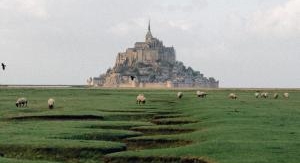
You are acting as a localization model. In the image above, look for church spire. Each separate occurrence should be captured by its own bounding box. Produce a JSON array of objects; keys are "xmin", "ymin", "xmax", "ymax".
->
[
  {"xmin": 146, "ymin": 19, "xmax": 153, "ymax": 42},
  {"xmin": 148, "ymin": 19, "xmax": 151, "ymax": 32}
]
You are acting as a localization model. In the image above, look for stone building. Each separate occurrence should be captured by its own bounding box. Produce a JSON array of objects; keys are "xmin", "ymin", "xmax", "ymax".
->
[{"xmin": 89, "ymin": 21, "xmax": 219, "ymax": 88}]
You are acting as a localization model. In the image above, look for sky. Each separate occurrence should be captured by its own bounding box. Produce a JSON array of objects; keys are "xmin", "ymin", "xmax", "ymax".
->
[{"xmin": 0, "ymin": 0, "xmax": 299, "ymax": 87}]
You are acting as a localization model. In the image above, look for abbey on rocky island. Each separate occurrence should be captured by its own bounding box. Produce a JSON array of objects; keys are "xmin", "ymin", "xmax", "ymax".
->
[{"xmin": 87, "ymin": 21, "xmax": 219, "ymax": 88}]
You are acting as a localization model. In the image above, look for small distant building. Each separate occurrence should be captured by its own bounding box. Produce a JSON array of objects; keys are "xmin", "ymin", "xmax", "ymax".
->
[
  {"xmin": 87, "ymin": 77, "xmax": 102, "ymax": 86},
  {"xmin": 89, "ymin": 21, "xmax": 219, "ymax": 88}
]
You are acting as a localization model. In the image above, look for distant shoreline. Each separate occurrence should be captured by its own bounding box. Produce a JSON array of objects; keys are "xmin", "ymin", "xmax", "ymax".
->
[
  {"xmin": 0, "ymin": 85, "xmax": 84, "ymax": 88},
  {"xmin": 0, "ymin": 85, "xmax": 299, "ymax": 90}
]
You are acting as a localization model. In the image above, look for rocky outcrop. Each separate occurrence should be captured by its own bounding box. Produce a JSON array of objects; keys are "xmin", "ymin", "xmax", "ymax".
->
[{"xmin": 89, "ymin": 22, "xmax": 219, "ymax": 88}]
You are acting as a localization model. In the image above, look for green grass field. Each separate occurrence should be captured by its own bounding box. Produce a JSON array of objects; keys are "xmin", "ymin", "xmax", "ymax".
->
[{"xmin": 0, "ymin": 88, "xmax": 299, "ymax": 163}]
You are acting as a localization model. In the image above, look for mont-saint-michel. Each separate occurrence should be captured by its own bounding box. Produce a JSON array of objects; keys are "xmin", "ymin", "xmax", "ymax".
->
[{"xmin": 88, "ymin": 22, "xmax": 219, "ymax": 88}]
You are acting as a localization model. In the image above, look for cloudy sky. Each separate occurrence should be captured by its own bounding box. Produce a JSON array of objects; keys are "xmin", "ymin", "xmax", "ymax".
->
[{"xmin": 0, "ymin": 0, "xmax": 299, "ymax": 87}]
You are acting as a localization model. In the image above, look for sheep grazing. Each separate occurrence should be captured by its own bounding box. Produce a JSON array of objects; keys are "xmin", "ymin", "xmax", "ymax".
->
[
  {"xmin": 48, "ymin": 98, "xmax": 55, "ymax": 109},
  {"xmin": 260, "ymin": 92, "xmax": 268, "ymax": 98},
  {"xmin": 136, "ymin": 94, "xmax": 146, "ymax": 104},
  {"xmin": 177, "ymin": 92, "xmax": 183, "ymax": 99},
  {"xmin": 228, "ymin": 93, "xmax": 237, "ymax": 99},
  {"xmin": 196, "ymin": 91, "xmax": 207, "ymax": 98},
  {"xmin": 273, "ymin": 93, "xmax": 279, "ymax": 99},
  {"xmin": 254, "ymin": 92, "xmax": 260, "ymax": 98},
  {"xmin": 16, "ymin": 97, "xmax": 28, "ymax": 107},
  {"xmin": 283, "ymin": 92, "xmax": 289, "ymax": 99}
]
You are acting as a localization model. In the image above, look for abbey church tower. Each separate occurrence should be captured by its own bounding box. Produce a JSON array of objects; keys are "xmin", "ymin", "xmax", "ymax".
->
[
  {"xmin": 118, "ymin": 20, "xmax": 176, "ymax": 65},
  {"xmin": 145, "ymin": 20, "xmax": 153, "ymax": 42}
]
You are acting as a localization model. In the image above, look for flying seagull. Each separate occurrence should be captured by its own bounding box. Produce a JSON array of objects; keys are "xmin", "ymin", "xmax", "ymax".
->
[
  {"xmin": 130, "ymin": 76, "xmax": 135, "ymax": 80},
  {"xmin": 1, "ymin": 63, "xmax": 6, "ymax": 70}
]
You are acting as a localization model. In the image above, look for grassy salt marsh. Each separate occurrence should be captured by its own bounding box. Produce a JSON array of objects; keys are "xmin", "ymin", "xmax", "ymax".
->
[{"xmin": 0, "ymin": 88, "xmax": 299, "ymax": 163}]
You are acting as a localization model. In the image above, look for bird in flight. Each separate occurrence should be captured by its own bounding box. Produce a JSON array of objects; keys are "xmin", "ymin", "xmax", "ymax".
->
[
  {"xmin": 130, "ymin": 76, "xmax": 135, "ymax": 80},
  {"xmin": 1, "ymin": 63, "xmax": 6, "ymax": 70}
]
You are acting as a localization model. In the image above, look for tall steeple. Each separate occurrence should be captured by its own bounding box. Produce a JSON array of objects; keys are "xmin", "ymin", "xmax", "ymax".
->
[
  {"xmin": 145, "ymin": 19, "xmax": 153, "ymax": 42},
  {"xmin": 148, "ymin": 20, "xmax": 151, "ymax": 32}
]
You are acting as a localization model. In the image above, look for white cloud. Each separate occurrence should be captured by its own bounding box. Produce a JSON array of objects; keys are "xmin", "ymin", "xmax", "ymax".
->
[
  {"xmin": 0, "ymin": 0, "xmax": 48, "ymax": 19},
  {"xmin": 249, "ymin": 0, "xmax": 300, "ymax": 37},
  {"xmin": 107, "ymin": 18, "xmax": 148, "ymax": 36},
  {"xmin": 107, "ymin": 22, "xmax": 132, "ymax": 36},
  {"xmin": 159, "ymin": 0, "xmax": 207, "ymax": 12},
  {"xmin": 168, "ymin": 20, "xmax": 195, "ymax": 31}
]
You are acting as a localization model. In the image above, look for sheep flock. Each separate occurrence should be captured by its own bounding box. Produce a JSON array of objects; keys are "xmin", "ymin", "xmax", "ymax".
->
[
  {"xmin": 12, "ymin": 90, "xmax": 291, "ymax": 109},
  {"xmin": 134, "ymin": 91, "xmax": 290, "ymax": 106},
  {"xmin": 15, "ymin": 97, "xmax": 55, "ymax": 109}
]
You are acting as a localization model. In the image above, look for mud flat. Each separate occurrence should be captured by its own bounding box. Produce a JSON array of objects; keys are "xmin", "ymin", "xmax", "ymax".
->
[{"xmin": 103, "ymin": 156, "xmax": 209, "ymax": 163}]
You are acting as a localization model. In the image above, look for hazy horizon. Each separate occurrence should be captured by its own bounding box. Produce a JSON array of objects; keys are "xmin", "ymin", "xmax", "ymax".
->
[{"xmin": 1, "ymin": 0, "xmax": 299, "ymax": 88}]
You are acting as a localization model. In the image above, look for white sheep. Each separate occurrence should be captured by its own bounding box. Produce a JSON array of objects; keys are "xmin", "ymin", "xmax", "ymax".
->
[
  {"xmin": 283, "ymin": 92, "xmax": 289, "ymax": 99},
  {"xmin": 136, "ymin": 94, "xmax": 146, "ymax": 104},
  {"xmin": 196, "ymin": 91, "xmax": 207, "ymax": 98},
  {"xmin": 273, "ymin": 93, "xmax": 279, "ymax": 99},
  {"xmin": 260, "ymin": 92, "xmax": 268, "ymax": 98},
  {"xmin": 48, "ymin": 98, "xmax": 55, "ymax": 109},
  {"xmin": 254, "ymin": 92, "xmax": 260, "ymax": 98},
  {"xmin": 16, "ymin": 97, "xmax": 28, "ymax": 107},
  {"xmin": 228, "ymin": 93, "xmax": 237, "ymax": 99},
  {"xmin": 177, "ymin": 92, "xmax": 183, "ymax": 99}
]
